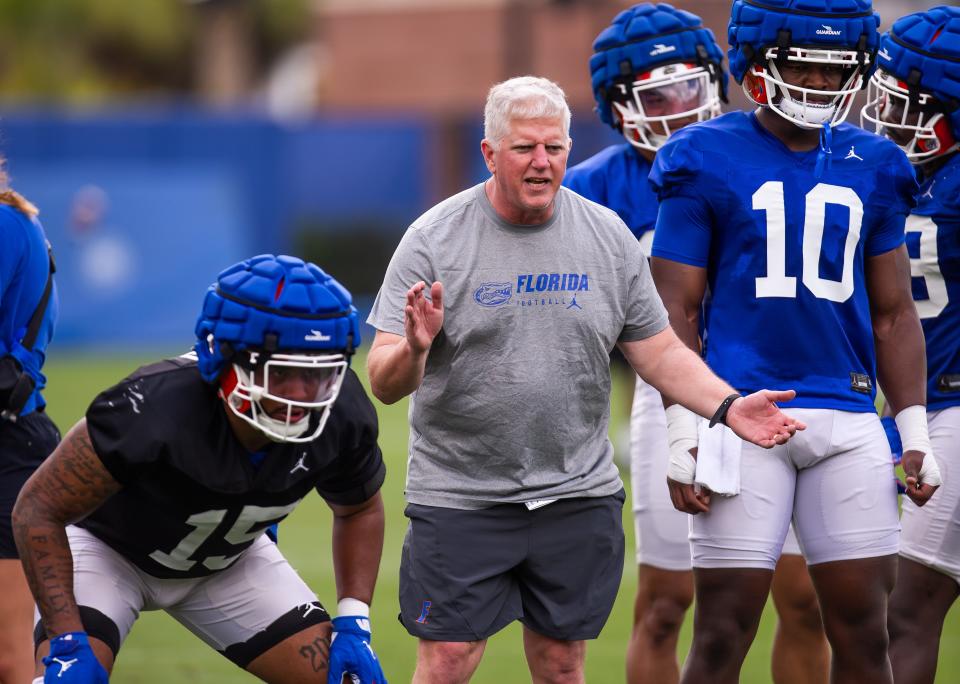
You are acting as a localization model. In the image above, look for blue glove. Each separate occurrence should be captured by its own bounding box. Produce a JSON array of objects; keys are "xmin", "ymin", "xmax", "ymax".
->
[
  {"xmin": 43, "ymin": 632, "xmax": 108, "ymax": 683},
  {"xmin": 881, "ymin": 416, "xmax": 907, "ymax": 495},
  {"xmin": 328, "ymin": 616, "xmax": 387, "ymax": 684}
]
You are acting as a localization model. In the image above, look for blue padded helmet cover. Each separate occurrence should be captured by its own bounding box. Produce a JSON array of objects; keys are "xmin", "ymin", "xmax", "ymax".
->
[
  {"xmin": 877, "ymin": 5, "xmax": 960, "ymax": 138},
  {"xmin": 194, "ymin": 254, "xmax": 360, "ymax": 383},
  {"xmin": 590, "ymin": 3, "xmax": 728, "ymax": 127},
  {"xmin": 727, "ymin": 0, "xmax": 880, "ymax": 84}
]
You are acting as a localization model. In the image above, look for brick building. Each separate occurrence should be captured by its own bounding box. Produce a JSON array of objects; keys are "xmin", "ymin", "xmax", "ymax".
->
[{"xmin": 318, "ymin": 0, "xmax": 740, "ymax": 114}]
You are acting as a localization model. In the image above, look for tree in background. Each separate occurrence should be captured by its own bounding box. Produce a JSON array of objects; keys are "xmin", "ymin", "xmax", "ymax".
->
[{"xmin": 0, "ymin": 0, "xmax": 310, "ymax": 104}]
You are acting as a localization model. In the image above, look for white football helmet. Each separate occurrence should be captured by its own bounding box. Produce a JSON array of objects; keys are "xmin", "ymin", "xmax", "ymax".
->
[
  {"xmin": 744, "ymin": 46, "xmax": 870, "ymax": 129},
  {"xmin": 612, "ymin": 63, "xmax": 721, "ymax": 152},
  {"xmin": 220, "ymin": 347, "xmax": 348, "ymax": 443},
  {"xmin": 861, "ymin": 69, "xmax": 958, "ymax": 164}
]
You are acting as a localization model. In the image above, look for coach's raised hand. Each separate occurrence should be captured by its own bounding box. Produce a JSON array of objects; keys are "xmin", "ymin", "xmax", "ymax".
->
[
  {"xmin": 368, "ymin": 281, "xmax": 443, "ymax": 404},
  {"xmin": 404, "ymin": 281, "xmax": 443, "ymax": 354}
]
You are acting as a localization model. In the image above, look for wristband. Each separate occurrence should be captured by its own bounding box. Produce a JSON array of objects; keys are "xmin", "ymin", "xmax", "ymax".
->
[
  {"xmin": 709, "ymin": 393, "xmax": 741, "ymax": 428},
  {"xmin": 337, "ymin": 598, "xmax": 370, "ymax": 618}
]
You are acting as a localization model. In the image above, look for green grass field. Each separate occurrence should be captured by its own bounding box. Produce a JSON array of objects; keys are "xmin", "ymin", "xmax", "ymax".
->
[{"xmin": 39, "ymin": 351, "xmax": 960, "ymax": 683}]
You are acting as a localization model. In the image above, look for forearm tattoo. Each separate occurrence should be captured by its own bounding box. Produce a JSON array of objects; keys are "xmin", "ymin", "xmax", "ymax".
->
[{"xmin": 12, "ymin": 422, "xmax": 121, "ymax": 633}]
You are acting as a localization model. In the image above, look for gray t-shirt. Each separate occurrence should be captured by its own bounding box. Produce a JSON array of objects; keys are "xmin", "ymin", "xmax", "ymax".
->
[{"xmin": 368, "ymin": 182, "xmax": 668, "ymax": 508}]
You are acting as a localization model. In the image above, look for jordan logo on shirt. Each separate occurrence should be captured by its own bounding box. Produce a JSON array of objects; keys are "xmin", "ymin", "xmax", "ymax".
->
[
  {"xmin": 290, "ymin": 453, "xmax": 309, "ymax": 474},
  {"xmin": 844, "ymin": 146, "xmax": 864, "ymax": 161},
  {"xmin": 566, "ymin": 294, "xmax": 583, "ymax": 310},
  {"xmin": 921, "ymin": 182, "xmax": 935, "ymax": 199}
]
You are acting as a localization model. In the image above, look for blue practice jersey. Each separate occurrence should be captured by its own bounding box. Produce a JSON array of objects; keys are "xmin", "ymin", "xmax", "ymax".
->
[
  {"xmin": 563, "ymin": 144, "xmax": 658, "ymax": 251},
  {"xmin": 651, "ymin": 111, "xmax": 918, "ymax": 411},
  {"xmin": 0, "ymin": 203, "xmax": 57, "ymax": 414},
  {"xmin": 910, "ymin": 154, "xmax": 960, "ymax": 410}
]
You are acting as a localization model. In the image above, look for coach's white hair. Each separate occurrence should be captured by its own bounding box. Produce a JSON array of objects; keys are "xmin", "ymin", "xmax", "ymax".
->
[{"xmin": 483, "ymin": 76, "xmax": 571, "ymax": 149}]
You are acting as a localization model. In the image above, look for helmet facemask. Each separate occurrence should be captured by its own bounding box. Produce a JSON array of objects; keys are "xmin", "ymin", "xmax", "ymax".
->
[
  {"xmin": 861, "ymin": 69, "xmax": 958, "ymax": 164},
  {"xmin": 748, "ymin": 45, "xmax": 869, "ymax": 129},
  {"xmin": 611, "ymin": 63, "xmax": 721, "ymax": 152},
  {"xmin": 218, "ymin": 346, "xmax": 349, "ymax": 444}
]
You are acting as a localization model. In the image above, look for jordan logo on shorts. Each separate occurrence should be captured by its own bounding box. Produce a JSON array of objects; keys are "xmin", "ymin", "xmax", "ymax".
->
[
  {"xmin": 53, "ymin": 657, "xmax": 78, "ymax": 677},
  {"xmin": 301, "ymin": 602, "xmax": 322, "ymax": 618},
  {"xmin": 415, "ymin": 600, "xmax": 432, "ymax": 624}
]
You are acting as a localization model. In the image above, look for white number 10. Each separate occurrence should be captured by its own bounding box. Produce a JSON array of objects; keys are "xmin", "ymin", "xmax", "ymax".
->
[{"xmin": 753, "ymin": 181, "xmax": 863, "ymax": 302}]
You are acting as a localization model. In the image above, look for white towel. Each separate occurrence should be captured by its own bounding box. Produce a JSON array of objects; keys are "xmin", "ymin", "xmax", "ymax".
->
[{"xmin": 694, "ymin": 421, "xmax": 743, "ymax": 496}]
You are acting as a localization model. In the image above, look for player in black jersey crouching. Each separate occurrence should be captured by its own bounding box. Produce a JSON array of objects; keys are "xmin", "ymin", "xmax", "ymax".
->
[{"xmin": 12, "ymin": 255, "xmax": 388, "ymax": 684}]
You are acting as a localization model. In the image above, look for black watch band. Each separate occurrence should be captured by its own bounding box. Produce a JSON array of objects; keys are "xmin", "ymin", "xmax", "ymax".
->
[{"xmin": 709, "ymin": 393, "xmax": 741, "ymax": 428}]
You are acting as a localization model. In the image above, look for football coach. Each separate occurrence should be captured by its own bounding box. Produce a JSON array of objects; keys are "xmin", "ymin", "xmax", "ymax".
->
[{"xmin": 366, "ymin": 75, "xmax": 806, "ymax": 684}]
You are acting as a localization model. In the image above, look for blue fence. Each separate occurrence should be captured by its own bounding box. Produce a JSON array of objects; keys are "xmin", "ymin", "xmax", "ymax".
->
[{"xmin": 0, "ymin": 107, "xmax": 620, "ymax": 349}]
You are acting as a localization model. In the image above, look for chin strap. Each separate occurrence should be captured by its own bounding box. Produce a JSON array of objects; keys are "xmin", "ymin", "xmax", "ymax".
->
[{"xmin": 814, "ymin": 123, "xmax": 833, "ymax": 179}]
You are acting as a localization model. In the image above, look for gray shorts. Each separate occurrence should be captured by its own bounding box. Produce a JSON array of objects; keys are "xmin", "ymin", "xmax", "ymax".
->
[
  {"xmin": 399, "ymin": 490, "xmax": 626, "ymax": 642},
  {"xmin": 35, "ymin": 526, "xmax": 329, "ymax": 667}
]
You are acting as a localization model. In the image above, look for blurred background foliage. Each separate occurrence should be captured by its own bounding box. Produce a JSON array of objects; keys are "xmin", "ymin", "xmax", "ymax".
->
[{"xmin": 0, "ymin": 0, "xmax": 309, "ymax": 103}]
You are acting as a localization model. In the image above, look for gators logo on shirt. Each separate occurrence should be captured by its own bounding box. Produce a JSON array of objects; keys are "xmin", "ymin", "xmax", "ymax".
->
[{"xmin": 474, "ymin": 282, "xmax": 512, "ymax": 307}]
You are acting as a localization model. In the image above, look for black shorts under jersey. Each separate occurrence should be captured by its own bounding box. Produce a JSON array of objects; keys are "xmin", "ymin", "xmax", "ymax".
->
[{"xmin": 0, "ymin": 409, "xmax": 59, "ymax": 558}]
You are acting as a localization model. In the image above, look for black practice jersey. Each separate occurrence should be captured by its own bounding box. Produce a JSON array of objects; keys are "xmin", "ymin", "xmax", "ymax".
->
[{"xmin": 79, "ymin": 355, "xmax": 385, "ymax": 579}]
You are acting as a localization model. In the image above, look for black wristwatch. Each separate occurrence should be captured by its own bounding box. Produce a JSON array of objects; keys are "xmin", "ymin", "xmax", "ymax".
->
[{"xmin": 709, "ymin": 393, "xmax": 741, "ymax": 428}]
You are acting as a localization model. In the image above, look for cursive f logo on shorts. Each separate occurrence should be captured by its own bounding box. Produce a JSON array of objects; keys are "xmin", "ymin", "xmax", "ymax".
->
[{"xmin": 415, "ymin": 600, "xmax": 432, "ymax": 624}]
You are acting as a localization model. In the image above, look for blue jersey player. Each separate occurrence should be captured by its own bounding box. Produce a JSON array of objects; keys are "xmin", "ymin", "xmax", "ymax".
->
[
  {"xmin": 861, "ymin": 7, "xmax": 960, "ymax": 682},
  {"xmin": 564, "ymin": 2, "xmax": 727, "ymax": 253},
  {"xmin": 562, "ymin": 5, "xmax": 828, "ymax": 683},
  {"xmin": 0, "ymin": 164, "xmax": 58, "ymax": 684},
  {"xmin": 650, "ymin": 0, "xmax": 940, "ymax": 682}
]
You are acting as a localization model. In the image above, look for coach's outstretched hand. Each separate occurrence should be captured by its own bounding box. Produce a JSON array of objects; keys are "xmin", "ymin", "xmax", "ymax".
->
[
  {"xmin": 328, "ymin": 616, "xmax": 387, "ymax": 684},
  {"xmin": 725, "ymin": 390, "xmax": 806, "ymax": 448},
  {"xmin": 42, "ymin": 632, "xmax": 108, "ymax": 683}
]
